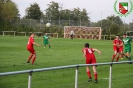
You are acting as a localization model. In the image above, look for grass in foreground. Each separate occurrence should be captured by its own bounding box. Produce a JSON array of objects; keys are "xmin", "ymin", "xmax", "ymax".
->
[{"xmin": 0, "ymin": 36, "xmax": 133, "ymax": 88}]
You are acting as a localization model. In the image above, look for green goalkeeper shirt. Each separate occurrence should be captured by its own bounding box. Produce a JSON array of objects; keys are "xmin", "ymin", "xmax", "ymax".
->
[{"xmin": 122, "ymin": 37, "xmax": 132, "ymax": 48}]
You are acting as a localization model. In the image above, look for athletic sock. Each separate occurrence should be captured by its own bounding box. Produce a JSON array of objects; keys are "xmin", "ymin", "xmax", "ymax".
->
[
  {"xmin": 112, "ymin": 54, "xmax": 116, "ymax": 61},
  {"xmin": 28, "ymin": 54, "xmax": 33, "ymax": 62},
  {"xmin": 32, "ymin": 56, "xmax": 36, "ymax": 65},
  {"xmin": 94, "ymin": 72, "xmax": 98, "ymax": 81},
  {"xmin": 87, "ymin": 70, "xmax": 92, "ymax": 79}
]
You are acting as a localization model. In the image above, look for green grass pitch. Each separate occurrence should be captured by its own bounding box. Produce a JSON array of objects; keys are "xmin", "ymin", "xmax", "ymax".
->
[{"xmin": 0, "ymin": 36, "xmax": 133, "ymax": 88}]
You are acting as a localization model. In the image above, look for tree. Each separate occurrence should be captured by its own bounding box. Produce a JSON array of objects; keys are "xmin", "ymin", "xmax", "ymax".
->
[
  {"xmin": 94, "ymin": 19, "xmax": 112, "ymax": 35},
  {"xmin": 107, "ymin": 15, "xmax": 123, "ymax": 26},
  {"xmin": 94, "ymin": 15, "xmax": 124, "ymax": 35},
  {"xmin": 129, "ymin": 22, "xmax": 133, "ymax": 31},
  {"xmin": 110, "ymin": 23, "xmax": 120, "ymax": 35},
  {"xmin": 59, "ymin": 8, "xmax": 90, "ymax": 26},
  {"xmin": 0, "ymin": 0, "xmax": 19, "ymax": 19},
  {"xmin": 44, "ymin": 1, "xmax": 90, "ymax": 26},
  {"xmin": 80, "ymin": 9, "xmax": 90, "ymax": 26},
  {"xmin": 0, "ymin": 0, "xmax": 19, "ymax": 32},
  {"xmin": 24, "ymin": 3, "xmax": 41, "ymax": 19},
  {"xmin": 60, "ymin": 9, "xmax": 70, "ymax": 20},
  {"xmin": 45, "ymin": 1, "xmax": 59, "ymax": 20}
]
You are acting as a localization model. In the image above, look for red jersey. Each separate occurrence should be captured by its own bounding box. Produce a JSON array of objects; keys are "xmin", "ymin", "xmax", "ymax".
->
[
  {"xmin": 82, "ymin": 48, "xmax": 96, "ymax": 64},
  {"xmin": 113, "ymin": 39, "xmax": 121, "ymax": 48},
  {"xmin": 27, "ymin": 36, "xmax": 34, "ymax": 48},
  {"xmin": 83, "ymin": 48, "xmax": 94, "ymax": 56}
]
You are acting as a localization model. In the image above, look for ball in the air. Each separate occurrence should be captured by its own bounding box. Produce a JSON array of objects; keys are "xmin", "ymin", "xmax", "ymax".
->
[{"xmin": 46, "ymin": 23, "xmax": 51, "ymax": 27}]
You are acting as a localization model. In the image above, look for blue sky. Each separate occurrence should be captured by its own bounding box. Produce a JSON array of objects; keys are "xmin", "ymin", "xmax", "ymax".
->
[{"xmin": 13, "ymin": 0, "xmax": 133, "ymax": 24}]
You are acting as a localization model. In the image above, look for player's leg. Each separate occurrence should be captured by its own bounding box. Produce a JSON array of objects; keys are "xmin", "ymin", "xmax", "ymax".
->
[
  {"xmin": 44, "ymin": 42, "xmax": 46, "ymax": 48},
  {"xmin": 116, "ymin": 48, "xmax": 121, "ymax": 62},
  {"xmin": 70, "ymin": 34, "xmax": 73, "ymax": 39},
  {"xmin": 126, "ymin": 52, "xmax": 132, "ymax": 64},
  {"xmin": 125, "ymin": 51, "xmax": 131, "ymax": 61},
  {"xmin": 119, "ymin": 47, "xmax": 124, "ymax": 59},
  {"xmin": 127, "ymin": 53, "xmax": 131, "ymax": 60},
  {"xmin": 71, "ymin": 34, "xmax": 73, "ymax": 39},
  {"xmin": 27, "ymin": 48, "xmax": 33, "ymax": 63},
  {"xmin": 27, "ymin": 53, "xmax": 33, "ymax": 63},
  {"xmin": 86, "ymin": 66, "xmax": 92, "ymax": 82},
  {"xmin": 125, "ymin": 48, "xmax": 131, "ymax": 60},
  {"xmin": 125, "ymin": 47, "xmax": 132, "ymax": 64},
  {"xmin": 122, "ymin": 48, "xmax": 128, "ymax": 58},
  {"xmin": 28, "ymin": 48, "xmax": 36, "ymax": 65},
  {"xmin": 86, "ymin": 58, "xmax": 92, "ymax": 82},
  {"xmin": 48, "ymin": 44, "xmax": 51, "ymax": 49},
  {"xmin": 112, "ymin": 49, "xmax": 117, "ymax": 62},
  {"xmin": 120, "ymin": 52, "xmax": 124, "ymax": 59},
  {"xmin": 92, "ymin": 66, "xmax": 98, "ymax": 83},
  {"xmin": 32, "ymin": 53, "xmax": 36, "ymax": 65},
  {"xmin": 48, "ymin": 42, "xmax": 51, "ymax": 49},
  {"xmin": 116, "ymin": 53, "xmax": 120, "ymax": 62},
  {"xmin": 92, "ymin": 57, "xmax": 98, "ymax": 83}
]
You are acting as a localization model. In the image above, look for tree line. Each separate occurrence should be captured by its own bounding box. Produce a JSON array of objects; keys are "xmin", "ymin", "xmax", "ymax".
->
[{"xmin": 0, "ymin": 0, "xmax": 133, "ymax": 37}]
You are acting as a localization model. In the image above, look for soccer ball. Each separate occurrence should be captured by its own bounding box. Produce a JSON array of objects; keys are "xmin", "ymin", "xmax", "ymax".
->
[{"xmin": 46, "ymin": 23, "xmax": 51, "ymax": 27}]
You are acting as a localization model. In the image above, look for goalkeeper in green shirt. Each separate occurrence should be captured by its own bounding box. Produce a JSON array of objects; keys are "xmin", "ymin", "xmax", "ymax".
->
[
  {"xmin": 42, "ymin": 33, "xmax": 51, "ymax": 49},
  {"xmin": 122, "ymin": 34, "xmax": 132, "ymax": 63}
]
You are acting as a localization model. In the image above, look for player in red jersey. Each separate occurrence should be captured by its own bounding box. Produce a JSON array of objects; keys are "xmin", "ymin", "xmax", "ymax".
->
[
  {"xmin": 27, "ymin": 32, "xmax": 40, "ymax": 65},
  {"xmin": 112, "ymin": 36, "xmax": 123, "ymax": 62},
  {"xmin": 82, "ymin": 43, "xmax": 101, "ymax": 83}
]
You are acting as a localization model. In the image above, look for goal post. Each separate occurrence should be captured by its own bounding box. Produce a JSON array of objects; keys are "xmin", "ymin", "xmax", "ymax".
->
[
  {"xmin": 18, "ymin": 32, "xmax": 26, "ymax": 37},
  {"xmin": 2, "ymin": 31, "xmax": 16, "ymax": 36},
  {"xmin": 64, "ymin": 26, "xmax": 102, "ymax": 40}
]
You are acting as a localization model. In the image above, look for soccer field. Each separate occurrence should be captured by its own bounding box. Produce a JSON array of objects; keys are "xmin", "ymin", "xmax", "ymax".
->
[{"xmin": 0, "ymin": 36, "xmax": 133, "ymax": 88}]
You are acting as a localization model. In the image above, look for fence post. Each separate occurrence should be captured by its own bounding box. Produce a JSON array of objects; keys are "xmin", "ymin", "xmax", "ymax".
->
[
  {"xmin": 14, "ymin": 31, "xmax": 15, "ymax": 36},
  {"xmin": 28, "ymin": 71, "xmax": 32, "ymax": 88},
  {"xmin": 75, "ymin": 66, "xmax": 78, "ymax": 88},
  {"xmin": 109, "ymin": 64, "xmax": 112, "ymax": 88},
  {"xmin": 3, "ymin": 31, "xmax": 4, "ymax": 36}
]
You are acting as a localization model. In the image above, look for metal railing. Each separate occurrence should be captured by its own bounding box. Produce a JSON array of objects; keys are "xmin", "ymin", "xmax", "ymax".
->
[{"xmin": 0, "ymin": 61, "xmax": 132, "ymax": 88}]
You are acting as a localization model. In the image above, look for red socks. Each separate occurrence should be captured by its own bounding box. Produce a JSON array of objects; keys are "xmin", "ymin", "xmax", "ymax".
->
[
  {"xmin": 27, "ymin": 54, "xmax": 36, "ymax": 65},
  {"xmin": 87, "ymin": 70, "xmax": 92, "ymax": 79},
  {"xmin": 87, "ymin": 71, "xmax": 98, "ymax": 81},
  {"xmin": 28, "ymin": 54, "xmax": 33, "ymax": 62},
  {"xmin": 94, "ymin": 72, "xmax": 98, "ymax": 81},
  {"xmin": 112, "ymin": 54, "xmax": 116, "ymax": 60},
  {"xmin": 32, "ymin": 56, "xmax": 36, "ymax": 65}
]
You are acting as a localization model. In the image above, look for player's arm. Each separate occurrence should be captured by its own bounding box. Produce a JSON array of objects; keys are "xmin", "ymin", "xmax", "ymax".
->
[
  {"xmin": 113, "ymin": 40, "xmax": 117, "ymax": 46},
  {"xmin": 113, "ymin": 43, "xmax": 117, "ymax": 46},
  {"xmin": 92, "ymin": 48, "xmax": 101, "ymax": 54},
  {"xmin": 119, "ymin": 42, "xmax": 123, "ymax": 47},
  {"xmin": 83, "ymin": 49, "xmax": 86, "ymax": 57},
  {"xmin": 33, "ymin": 42, "xmax": 40, "ymax": 46}
]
